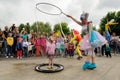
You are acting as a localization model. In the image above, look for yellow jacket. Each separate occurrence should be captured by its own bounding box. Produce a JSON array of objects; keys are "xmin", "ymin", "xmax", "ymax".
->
[{"xmin": 7, "ymin": 37, "xmax": 14, "ymax": 46}]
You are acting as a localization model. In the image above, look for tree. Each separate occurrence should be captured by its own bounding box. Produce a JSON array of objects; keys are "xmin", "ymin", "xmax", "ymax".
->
[
  {"xmin": 19, "ymin": 23, "xmax": 31, "ymax": 33},
  {"xmin": 31, "ymin": 22, "xmax": 38, "ymax": 32},
  {"xmin": 25, "ymin": 23, "xmax": 31, "ymax": 33},
  {"xmin": 31, "ymin": 21, "xmax": 52, "ymax": 34},
  {"xmin": 93, "ymin": 26, "xmax": 97, "ymax": 31},
  {"xmin": 19, "ymin": 23, "xmax": 25, "ymax": 32},
  {"xmin": 44, "ymin": 22, "xmax": 52, "ymax": 34},
  {"xmin": 53, "ymin": 22, "xmax": 70, "ymax": 36},
  {"xmin": 99, "ymin": 11, "xmax": 120, "ymax": 35}
]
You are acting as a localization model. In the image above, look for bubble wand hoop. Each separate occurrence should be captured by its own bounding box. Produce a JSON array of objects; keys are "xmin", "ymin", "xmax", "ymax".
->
[{"xmin": 36, "ymin": 2, "xmax": 68, "ymax": 39}]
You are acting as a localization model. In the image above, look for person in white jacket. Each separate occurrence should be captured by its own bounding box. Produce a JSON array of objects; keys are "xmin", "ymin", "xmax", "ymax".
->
[{"xmin": 23, "ymin": 38, "xmax": 29, "ymax": 57}]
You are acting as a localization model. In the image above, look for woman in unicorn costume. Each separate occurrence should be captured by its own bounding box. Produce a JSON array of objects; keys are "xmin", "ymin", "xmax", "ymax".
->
[{"xmin": 66, "ymin": 12, "xmax": 107, "ymax": 70}]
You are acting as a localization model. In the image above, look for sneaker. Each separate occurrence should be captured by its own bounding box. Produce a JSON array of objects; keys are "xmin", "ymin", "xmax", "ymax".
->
[
  {"xmin": 88, "ymin": 63, "xmax": 96, "ymax": 69},
  {"xmin": 51, "ymin": 66, "xmax": 53, "ymax": 69},
  {"xmin": 6, "ymin": 56, "xmax": 8, "ymax": 58},
  {"xmin": 82, "ymin": 62, "xmax": 91, "ymax": 70},
  {"xmin": 77, "ymin": 56, "xmax": 83, "ymax": 60},
  {"xmin": 20, "ymin": 57, "xmax": 22, "ymax": 59},
  {"xmin": 47, "ymin": 66, "xmax": 51, "ymax": 69}
]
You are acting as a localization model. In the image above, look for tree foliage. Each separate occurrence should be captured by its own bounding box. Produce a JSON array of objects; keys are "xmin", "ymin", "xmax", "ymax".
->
[
  {"xmin": 19, "ymin": 23, "xmax": 25, "ymax": 33},
  {"xmin": 19, "ymin": 23, "xmax": 31, "ymax": 33},
  {"xmin": 31, "ymin": 21, "xmax": 52, "ymax": 34},
  {"xmin": 99, "ymin": 11, "xmax": 120, "ymax": 35},
  {"xmin": 53, "ymin": 22, "xmax": 70, "ymax": 36},
  {"xmin": 25, "ymin": 23, "xmax": 30, "ymax": 33}
]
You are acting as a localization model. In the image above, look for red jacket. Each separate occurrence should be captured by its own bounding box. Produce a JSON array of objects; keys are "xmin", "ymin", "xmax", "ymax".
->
[{"xmin": 68, "ymin": 43, "xmax": 74, "ymax": 52}]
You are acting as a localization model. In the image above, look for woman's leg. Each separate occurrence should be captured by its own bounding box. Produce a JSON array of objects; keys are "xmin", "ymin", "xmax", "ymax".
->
[
  {"xmin": 86, "ymin": 49, "xmax": 93, "ymax": 62},
  {"xmin": 90, "ymin": 48, "xmax": 96, "ymax": 69},
  {"xmin": 83, "ymin": 48, "xmax": 96, "ymax": 70},
  {"xmin": 91, "ymin": 48, "xmax": 96, "ymax": 63},
  {"xmin": 82, "ymin": 49, "xmax": 92, "ymax": 70}
]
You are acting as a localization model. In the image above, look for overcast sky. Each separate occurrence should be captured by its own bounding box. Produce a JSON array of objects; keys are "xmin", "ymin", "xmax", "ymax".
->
[{"xmin": 0, "ymin": 0, "xmax": 120, "ymax": 31}]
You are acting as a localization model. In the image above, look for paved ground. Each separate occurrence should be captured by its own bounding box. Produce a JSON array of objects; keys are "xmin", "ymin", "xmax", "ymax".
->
[{"xmin": 0, "ymin": 55, "xmax": 120, "ymax": 80}]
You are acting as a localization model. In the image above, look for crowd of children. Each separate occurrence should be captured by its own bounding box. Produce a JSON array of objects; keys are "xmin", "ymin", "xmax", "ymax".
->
[
  {"xmin": 0, "ymin": 23, "xmax": 118, "ymax": 61},
  {"xmin": 0, "ymin": 24, "xmax": 81, "ymax": 60}
]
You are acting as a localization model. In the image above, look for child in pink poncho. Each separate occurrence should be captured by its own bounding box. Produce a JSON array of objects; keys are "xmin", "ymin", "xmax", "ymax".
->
[{"xmin": 46, "ymin": 39, "xmax": 56, "ymax": 69}]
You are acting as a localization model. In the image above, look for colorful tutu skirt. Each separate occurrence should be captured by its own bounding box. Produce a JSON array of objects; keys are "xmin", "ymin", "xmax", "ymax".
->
[{"xmin": 80, "ymin": 30, "xmax": 107, "ymax": 50}]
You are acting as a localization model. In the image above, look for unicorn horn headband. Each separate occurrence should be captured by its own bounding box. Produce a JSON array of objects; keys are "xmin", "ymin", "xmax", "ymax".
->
[{"xmin": 80, "ymin": 12, "xmax": 89, "ymax": 20}]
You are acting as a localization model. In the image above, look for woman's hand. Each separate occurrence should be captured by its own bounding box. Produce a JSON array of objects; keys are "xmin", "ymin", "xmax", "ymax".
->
[
  {"xmin": 65, "ymin": 14, "xmax": 82, "ymax": 26},
  {"xmin": 66, "ymin": 14, "xmax": 72, "ymax": 18}
]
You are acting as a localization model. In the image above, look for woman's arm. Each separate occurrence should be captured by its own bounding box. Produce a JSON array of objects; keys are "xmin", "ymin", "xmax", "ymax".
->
[
  {"xmin": 88, "ymin": 22, "xmax": 93, "ymax": 35},
  {"xmin": 66, "ymin": 15, "xmax": 82, "ymax": 26}
]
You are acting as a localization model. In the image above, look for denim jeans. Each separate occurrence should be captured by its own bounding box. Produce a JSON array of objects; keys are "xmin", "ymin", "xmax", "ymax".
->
[
  {"xmin": 55, "ymin": 48, "xmax": 61, "ymax": 56},
  {"xmin": 101, "ymin": 44, "xmax": 106, "ymax": 56},
  {"xmin": 112, "ymin": 41, "xmax": 119, "ymax": 54},
  {"xmin": 3, "ymin": 39, "xmax": 8, "ymax": 55},
  {"xmin": 23, "ymin": 47, "xmax": 28, "ymax": 57},
  {"xmin": 7, "ymin": 45, "xmax": 13, "ymax": 56},
  {"xmin": 68, "ymin": 50, "xmax": 74, "ymax": 57}
]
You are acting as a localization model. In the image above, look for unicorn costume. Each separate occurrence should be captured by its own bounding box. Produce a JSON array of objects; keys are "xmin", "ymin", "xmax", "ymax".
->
[
  {"xmin": 81, "ymin": 25, "xmax": 107, "ymax": 50},
  {"xmin": 80, "ymin": 12, "xmax": 107, "ymax": 70}
]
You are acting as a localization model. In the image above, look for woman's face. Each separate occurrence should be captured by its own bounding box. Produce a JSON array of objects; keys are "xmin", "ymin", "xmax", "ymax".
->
[
  {"xmin": 5, "ymin": 26, "xmax": 8, "ymax": 31},
  {"xmin": 82, "ymin": 19, "xmax": 86, "ymax": 22},
  {"xmin": 113, "ymin": 33, "xmax": 116, "ymax": 36},
  {"xmin": 81, "ymin": 19, "xmax": 87, "ymax": 25}
]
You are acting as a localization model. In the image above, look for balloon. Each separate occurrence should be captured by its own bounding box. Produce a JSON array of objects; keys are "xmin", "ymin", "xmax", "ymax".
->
[
  {"xmin": 69, "ymin": 30, "xmax": 82, "ymax": 58},
  {"xmin": 70, "ymin": 30, "xmax": 82, "ymax": 43}
]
